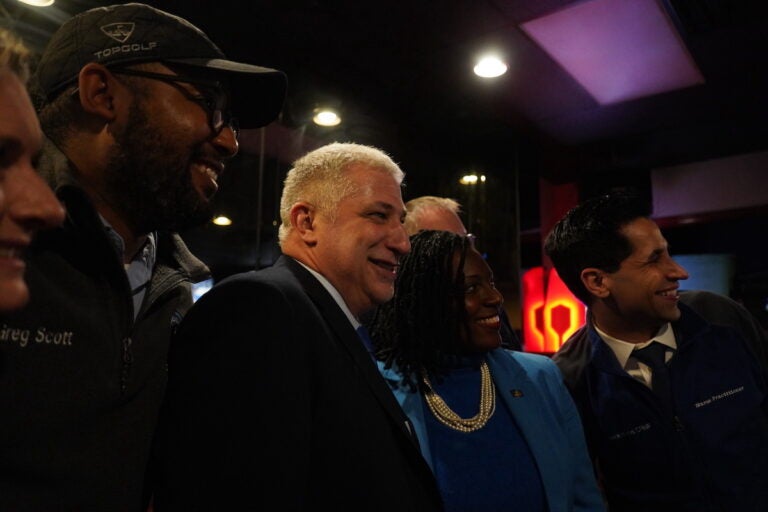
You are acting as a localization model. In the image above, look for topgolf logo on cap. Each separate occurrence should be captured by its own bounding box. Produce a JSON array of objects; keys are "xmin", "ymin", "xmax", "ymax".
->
[
  {"xmin": 100, "ymin": 23, "xmax": 135, "ymax": 43},
  {"xmin": 94, "ymin": 22, "xmax": 157, "ymax": 61}
]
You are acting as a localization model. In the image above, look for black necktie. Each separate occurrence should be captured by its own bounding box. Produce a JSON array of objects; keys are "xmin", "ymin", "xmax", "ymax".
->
[{"xmin": 633, "ymin": 342, "xmax": 674, "ymax": 414}]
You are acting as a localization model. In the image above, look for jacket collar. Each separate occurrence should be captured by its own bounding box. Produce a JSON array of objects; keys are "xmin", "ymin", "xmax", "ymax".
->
[{"xmin": 280, "ymin": 256, "xmax": 424, "ymax": 451}]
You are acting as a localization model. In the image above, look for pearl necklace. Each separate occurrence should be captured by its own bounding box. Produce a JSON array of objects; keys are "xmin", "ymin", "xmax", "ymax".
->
[{"xmin": 421, "ymin": 361, "xmax": 496, "ymax": 433}]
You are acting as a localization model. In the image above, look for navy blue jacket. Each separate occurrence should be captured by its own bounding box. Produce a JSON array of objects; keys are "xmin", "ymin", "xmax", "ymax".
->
[{"xmin": 554, "ymin": 302, "xmax": 768, "ymax": 512}]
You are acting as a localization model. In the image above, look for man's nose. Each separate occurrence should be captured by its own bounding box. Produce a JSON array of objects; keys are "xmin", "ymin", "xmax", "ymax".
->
[
  {"xmin": 211, "ymin": 125, "xmax": 239, "ymax": 159},
  {"xmin": 669, "ymin": 258, "xmax": 689, "ymax": 281},
  {"xmin": 8, "ymin": 166, "xmax": 65, "ymax": 232},
  {"xmin": 389, "ymin": 222, "xmax": 411, "ymax": 256}
]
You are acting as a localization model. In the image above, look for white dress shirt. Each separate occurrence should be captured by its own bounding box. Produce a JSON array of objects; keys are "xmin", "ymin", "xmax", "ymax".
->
[{"xmin": 596, "ymin": 322, "xmax": 677, "ymax": 389}]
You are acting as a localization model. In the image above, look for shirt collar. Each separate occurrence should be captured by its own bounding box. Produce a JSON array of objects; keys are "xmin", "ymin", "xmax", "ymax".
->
[
  {"xmin": 101, "ymin": 213, "xmax": 126, "ymax": 257},
  {"xmin": 295, "ymin": 259, "xmax": 360, "ymax": 329},
  {"xmin": 98, "ymin": 213, "xmax": 155, "ymax": 263},
  {"xmin": 595, "ymin": 322, "xmax": 677, "ymax": 369}
]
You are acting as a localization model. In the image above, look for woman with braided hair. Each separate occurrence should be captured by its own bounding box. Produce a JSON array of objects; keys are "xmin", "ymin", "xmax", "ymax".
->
[{"xmin": 370, "ymin": 229, "xmax": 605, "ymax": 512}]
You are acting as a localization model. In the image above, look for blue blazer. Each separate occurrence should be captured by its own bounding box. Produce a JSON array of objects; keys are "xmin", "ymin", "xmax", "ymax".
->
[{"xmin": 379, "ymin": 349, "xmax": 606, "ymax": 512}]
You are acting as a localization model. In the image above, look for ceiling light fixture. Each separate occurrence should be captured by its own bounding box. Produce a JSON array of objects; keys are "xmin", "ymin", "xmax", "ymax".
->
[
  {"xmin": 212, "ymin": 215, "xmax": 232, "ymax": 226},
  {"xmin": 312, "ymin": 108, "xmax": 341, "ymax": 127},
  {"xmin": 473, "ymin": 56, "xmax": 507, "ymax": 78},
  {"xmin": 460, "ymin": 174, "xmax": 487, "ymax": 185},
  {"xmin": 16, "ymin": 0, "xmax": 55, "ymax": 6},
  {"xmin": 520, "ymin": 0, "xmax": 704, "ymax": 105}
]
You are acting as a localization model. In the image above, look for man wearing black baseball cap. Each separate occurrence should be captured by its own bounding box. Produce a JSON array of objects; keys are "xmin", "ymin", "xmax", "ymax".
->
[{"xmin": 0, "ymin": 3, "xmax": 286, "ymax": 510}]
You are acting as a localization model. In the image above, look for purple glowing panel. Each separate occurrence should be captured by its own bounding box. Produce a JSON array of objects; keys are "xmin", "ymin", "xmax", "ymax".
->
[{"xmin": 520, "ymin": 0, "xmax": 704, "ymax": 105}]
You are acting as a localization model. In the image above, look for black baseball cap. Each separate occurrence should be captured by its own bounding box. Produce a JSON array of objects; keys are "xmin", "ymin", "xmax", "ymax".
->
[{"xmin": 36, "ymin": 3, "xmax": 287, "ymax": 129}]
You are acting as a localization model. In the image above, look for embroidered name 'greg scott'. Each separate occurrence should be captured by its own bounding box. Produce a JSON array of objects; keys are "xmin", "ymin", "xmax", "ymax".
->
[{"xmin": 0, "ymin": 324, "xmax": 74, "ymax": 348}]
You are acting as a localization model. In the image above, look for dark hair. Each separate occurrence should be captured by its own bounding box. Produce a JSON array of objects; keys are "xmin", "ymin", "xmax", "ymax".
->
[
  {"xmin": 370, "ymin": 230, "xmax": 472, "ymax": 390},
  {"xmin": 35, "ymin": 85, "xmax": 80, "ymax": 147},
  {"xmin": 37, "ymin": 65, "xmax": 151, "ymax": 148},
  {"xmin": 544, "ymin": 191, "xmax": 652, "ymax": 304}
]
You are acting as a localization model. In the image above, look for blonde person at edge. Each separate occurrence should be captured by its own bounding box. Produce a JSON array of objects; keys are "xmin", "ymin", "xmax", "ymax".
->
[
  {"xmin": 369, "ymin": 229, "xmax": 605, "ymax": 512},
  {"xmin": 0, "ymin": 28, "xmax": 64, "ymax": 311}
]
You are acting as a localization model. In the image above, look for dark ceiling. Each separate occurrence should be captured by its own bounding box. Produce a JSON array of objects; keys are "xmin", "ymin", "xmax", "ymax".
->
[
  {"xmin": 156, "ymin": 0, "xmax": 768, "ymax": 174},
  {"xmin": 3, "ymin": 0, "xmax": 768, "ymax": 275}
]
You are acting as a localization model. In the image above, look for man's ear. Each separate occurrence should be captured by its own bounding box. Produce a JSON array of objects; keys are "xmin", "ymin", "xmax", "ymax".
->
[
  {"xmin": 74, "ymin": 63, "xmax": 120, "ymax": 123},
  {"xmin": 581, "ymin": 267, "xmax": 610, "ymax": 299},
  {"xmin": 290, "ymin": 202, "xmax": 319, "ymax": 245}
]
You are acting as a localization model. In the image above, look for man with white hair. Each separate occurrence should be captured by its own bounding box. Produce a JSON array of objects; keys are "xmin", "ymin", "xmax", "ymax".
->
[{"xmin": 155, "ymin": 143, "xmax": 442, "ymax": 510}]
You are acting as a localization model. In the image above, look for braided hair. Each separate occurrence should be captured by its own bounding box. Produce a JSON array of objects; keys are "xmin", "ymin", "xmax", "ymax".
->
[{"xmin": 370, "ymin": 229, "xmax": 472, "ymax": 390}]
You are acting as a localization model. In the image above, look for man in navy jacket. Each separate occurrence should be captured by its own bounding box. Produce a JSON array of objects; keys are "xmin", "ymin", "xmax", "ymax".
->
[{"xmin": 546, "ymin": 191, "xmax": 768, "ymax": 512}]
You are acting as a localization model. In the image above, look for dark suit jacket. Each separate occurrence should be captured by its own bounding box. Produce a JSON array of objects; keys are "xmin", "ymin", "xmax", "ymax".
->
[{"xmin": 152, "ymin": 256, "xmax": 442, "ymax": 511}]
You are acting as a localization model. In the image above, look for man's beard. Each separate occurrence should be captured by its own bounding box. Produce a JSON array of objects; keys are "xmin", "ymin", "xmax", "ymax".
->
[{"xmin": 103, "ymin": 101, "xmax": 215, "ymax": 234}]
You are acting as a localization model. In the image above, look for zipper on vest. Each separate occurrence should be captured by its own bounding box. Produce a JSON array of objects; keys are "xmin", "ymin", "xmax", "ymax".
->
[{"xmin": 121, "ymin": 336, "xmax": 133, "ymax": 394}]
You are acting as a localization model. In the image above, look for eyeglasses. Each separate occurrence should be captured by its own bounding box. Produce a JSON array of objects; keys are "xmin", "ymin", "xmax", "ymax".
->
[{"xmin": 109, "ymin": 67, "xmax": 239, "ymax": 139}]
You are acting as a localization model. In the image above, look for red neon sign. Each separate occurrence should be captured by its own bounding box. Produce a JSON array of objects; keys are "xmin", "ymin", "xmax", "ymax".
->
[{"xmin": 522, "ymin": 267, "xmax": 586, "ymax": 353}]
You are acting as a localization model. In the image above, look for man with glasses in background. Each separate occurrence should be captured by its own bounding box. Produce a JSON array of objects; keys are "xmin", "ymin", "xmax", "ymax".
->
[{"xmin": 0, "ymin": 4, "xmax": 286, "ymax": 510}]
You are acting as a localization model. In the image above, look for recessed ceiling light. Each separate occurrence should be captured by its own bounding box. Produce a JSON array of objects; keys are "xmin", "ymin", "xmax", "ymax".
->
[
  {"xmin": 313, "ymin": 108, "xmax": 341, "ymax": 127},
  {"xmin": 17, "ymin": 0, "xmax": 55, "ymax": 6},
  {"xmin": 212, "ymin": 216, "xmax": 232, "ymax": 226},
  {"xmin": 473, "ymin": 56, "xmax": 507, "ymax": 78}
]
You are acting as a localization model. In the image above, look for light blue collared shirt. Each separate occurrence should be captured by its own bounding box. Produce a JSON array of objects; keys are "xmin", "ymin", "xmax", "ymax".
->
[{"xmin": 100, "ymin": 215, "xmax": 157, "ymax": 320}]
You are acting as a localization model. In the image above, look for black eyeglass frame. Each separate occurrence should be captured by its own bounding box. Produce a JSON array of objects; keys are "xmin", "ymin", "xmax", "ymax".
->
[{"xmin": 109, "ymin": 67, "xmax": 239, "ymax": 139}]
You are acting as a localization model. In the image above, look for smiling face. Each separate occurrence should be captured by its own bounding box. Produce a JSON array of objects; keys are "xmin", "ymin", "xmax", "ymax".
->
[
  {"xmin": 312, "ymin": 164, "xmax": 410, "ymax": 318},
  {"xmin": 456, "ymin": 246, "xmax": 503, "ymax": 353},
  {"xmin": 597, "ymin": 217, "xmax": 689, "ymax": 341},
  {"xmin": 104, "ymin": 63, "xmax": 239, "ymax": 234},
  {"xmin": 0, "ymin": 69, "xmax": 65, "ymax": 311}
]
